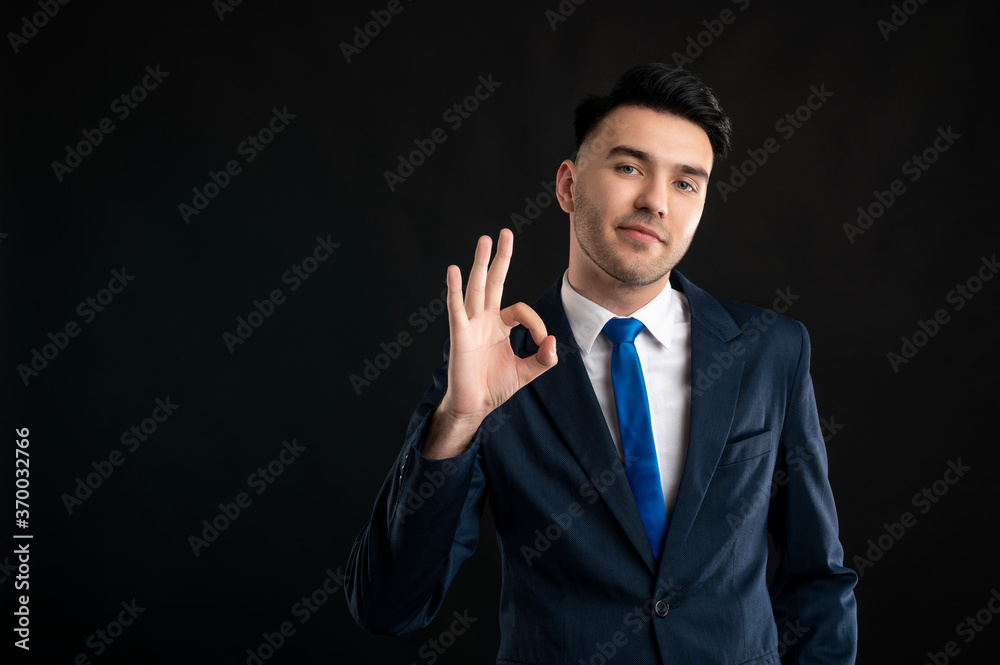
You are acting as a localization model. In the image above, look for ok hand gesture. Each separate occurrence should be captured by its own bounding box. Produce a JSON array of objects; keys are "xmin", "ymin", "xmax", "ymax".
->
[{"xmin": 422, "ymin": 228, "xmax": 558, "ymax": 459}]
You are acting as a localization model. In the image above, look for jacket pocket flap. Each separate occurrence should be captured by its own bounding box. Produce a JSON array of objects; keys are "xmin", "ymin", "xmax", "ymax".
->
[{"xmin": 717, "ymin": 430, "xmax": 773, "ymax": 466}]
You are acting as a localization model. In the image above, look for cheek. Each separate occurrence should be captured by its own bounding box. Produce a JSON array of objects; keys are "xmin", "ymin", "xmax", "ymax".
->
[
  {"xmin": 582, "ymin": 195, "xmax": 613, "ymax": 224},
  {"xmin": 593, "ymin": 181, "xmax": 633, "ymax": 209},
  {"xmin": 680, "ymin": 199, "xmax": 706, "ymax": 225},
  {"xmin": 686, "ymin": 199, "xmax": 705, "ymax": 219}
]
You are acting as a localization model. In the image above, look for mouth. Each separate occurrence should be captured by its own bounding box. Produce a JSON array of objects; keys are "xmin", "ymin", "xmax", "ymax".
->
[{"xmin": 618, "ymin": 225, "xmax": 661, "ymax": 244}]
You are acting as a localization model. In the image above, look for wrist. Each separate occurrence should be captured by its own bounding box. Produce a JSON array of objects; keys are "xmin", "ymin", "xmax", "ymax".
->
[{"xmin": 421, "ymin": 404, "xmax": 483, "ymax": 460}]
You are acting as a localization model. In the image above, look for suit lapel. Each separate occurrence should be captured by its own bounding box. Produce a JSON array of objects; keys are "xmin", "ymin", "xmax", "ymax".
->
[
  {"xmin": 657, "ymin": 271, "xmax": 743, "ymax": 578},
  {"xmin": 523, "ymin": 276, "xmax": 658, "ymax": 573}
]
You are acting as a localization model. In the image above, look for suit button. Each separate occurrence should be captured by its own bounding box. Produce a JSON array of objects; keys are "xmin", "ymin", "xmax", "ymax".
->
[{"xmin": 654, "ymin": 600, "xmax": 669, "ymax": 617}]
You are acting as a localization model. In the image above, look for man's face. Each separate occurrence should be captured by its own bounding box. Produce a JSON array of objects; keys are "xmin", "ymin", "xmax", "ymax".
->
[{"xmin": 562, "ymin": 105, "xmax": 714, "ymax": 291}]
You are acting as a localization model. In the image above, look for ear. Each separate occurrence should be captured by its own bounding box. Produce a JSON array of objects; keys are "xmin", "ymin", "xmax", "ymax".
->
[{"xmin": 556, "ymin": 160, "xmax": 576, "ymax": 213}]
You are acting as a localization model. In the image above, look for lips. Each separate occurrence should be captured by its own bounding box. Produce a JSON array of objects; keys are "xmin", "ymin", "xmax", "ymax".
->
[{"xmin": 618, "ymin": 225, "xmax": 661, "ymax": 244}]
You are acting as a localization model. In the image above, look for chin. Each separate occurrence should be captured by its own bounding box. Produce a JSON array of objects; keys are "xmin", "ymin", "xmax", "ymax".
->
[{"xmin": 606, "ymin": 263, "xmax": 672, "ymax": 288}]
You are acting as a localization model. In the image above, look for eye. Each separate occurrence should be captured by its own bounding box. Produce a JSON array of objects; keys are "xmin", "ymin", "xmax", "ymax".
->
[
  {"xmin": 618, "ymin": 165, "xmax": 639, "ymax": 175},
  {"xmin": 676, "ymin": 180, "xmax": 696, "ymax": 192}
]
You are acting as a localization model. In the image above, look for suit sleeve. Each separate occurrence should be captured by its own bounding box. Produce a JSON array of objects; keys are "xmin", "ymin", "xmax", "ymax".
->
[
  {"xmin": 344, "ymin": 337, "xmax": 489, "ymax": 635},
  {"xmin": 768, "ymin": 321, "xmax": 858, "ymax": 663}
]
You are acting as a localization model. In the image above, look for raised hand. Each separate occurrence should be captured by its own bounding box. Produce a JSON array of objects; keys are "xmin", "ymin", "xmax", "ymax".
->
[{"xmin": 422, "ymin": 228, "xmax": 558, "ymax": 459}]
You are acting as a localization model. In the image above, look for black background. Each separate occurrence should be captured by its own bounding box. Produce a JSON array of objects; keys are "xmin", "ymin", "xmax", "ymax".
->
[{"xmin": 3, "ymin": 0, "xmax": 998, "ymax": 663}]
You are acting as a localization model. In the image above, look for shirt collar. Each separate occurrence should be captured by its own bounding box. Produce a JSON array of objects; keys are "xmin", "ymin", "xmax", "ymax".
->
[{"xmin": 559, "ymin": 268, "xmax": 677, "ymax": 355}]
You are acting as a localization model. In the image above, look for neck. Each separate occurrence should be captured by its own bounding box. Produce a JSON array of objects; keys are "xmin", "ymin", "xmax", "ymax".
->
[{"xmin": 566, "ymin": 262, "xmax": 670, "ymax": 317}]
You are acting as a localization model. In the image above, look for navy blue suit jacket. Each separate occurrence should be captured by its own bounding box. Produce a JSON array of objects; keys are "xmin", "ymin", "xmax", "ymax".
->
[{"xmin": 347, "ymin": 270, "xmax": 857, "ymax": 664}]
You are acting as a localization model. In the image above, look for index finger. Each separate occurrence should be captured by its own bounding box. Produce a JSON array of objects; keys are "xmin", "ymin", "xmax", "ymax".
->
[{"xmin": 500, "ymin": 301, "xmax": 548, "ymax": 347}]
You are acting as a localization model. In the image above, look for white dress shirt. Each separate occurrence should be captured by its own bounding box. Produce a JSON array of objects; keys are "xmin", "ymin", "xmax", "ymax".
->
[{"xmin": 559, "ymin": 268, "xmax": 691, "ymax": 519}]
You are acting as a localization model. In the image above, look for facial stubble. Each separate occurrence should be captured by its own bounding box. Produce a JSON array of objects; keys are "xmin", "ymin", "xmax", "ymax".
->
[{"xmin": 571, "ymin": 178, "xmax": 697, "ymax": 288}]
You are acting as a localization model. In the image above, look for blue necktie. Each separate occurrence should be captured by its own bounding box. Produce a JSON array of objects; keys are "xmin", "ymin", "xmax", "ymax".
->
[{"xmin": 602, "ymin": 317, "xmax": 667, "ymax": 561}]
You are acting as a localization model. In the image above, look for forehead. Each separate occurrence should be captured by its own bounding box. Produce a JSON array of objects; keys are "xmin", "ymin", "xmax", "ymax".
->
[{"xmin": 583, "ymin": 105, "xmax": 714, "ymax": 169}]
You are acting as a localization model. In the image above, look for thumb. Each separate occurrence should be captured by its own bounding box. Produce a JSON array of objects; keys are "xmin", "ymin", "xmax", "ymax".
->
[{"xmin": 515, "ymin": 334, "xmax": 558, "ymax": 386}]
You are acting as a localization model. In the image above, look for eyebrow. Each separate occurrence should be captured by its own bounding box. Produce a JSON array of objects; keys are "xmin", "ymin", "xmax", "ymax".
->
[{"xmin": 605, "ymin": 144, "xmax": 710, "ymax": 181}]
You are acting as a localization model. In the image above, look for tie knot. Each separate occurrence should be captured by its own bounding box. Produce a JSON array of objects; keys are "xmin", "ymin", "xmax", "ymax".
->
[{"xmin": 602, "ymin": 317, "xmax": 645, "ymax": 344}]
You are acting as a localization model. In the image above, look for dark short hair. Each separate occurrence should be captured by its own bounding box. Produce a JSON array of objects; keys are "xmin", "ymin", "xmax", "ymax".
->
[{"xmin": 573, "ymin": 63, "xmax": 733, "ymax": 159}]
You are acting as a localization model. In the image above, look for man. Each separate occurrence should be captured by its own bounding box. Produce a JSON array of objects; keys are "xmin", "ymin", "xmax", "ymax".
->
[{"xmin": 346, "ymin": 64, "xmax": 858, "ymax": 664}]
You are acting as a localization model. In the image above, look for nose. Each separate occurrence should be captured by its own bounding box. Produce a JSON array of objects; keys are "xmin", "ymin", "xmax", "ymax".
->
[{"xmin": 634, "ymin": 175, "xmax": 669, "ymax": 218}]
